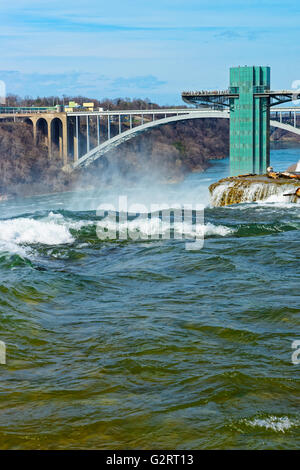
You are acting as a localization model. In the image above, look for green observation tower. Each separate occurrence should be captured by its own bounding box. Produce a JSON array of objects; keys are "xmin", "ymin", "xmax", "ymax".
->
[
  {"xmin": 230, "ymin": 66, "xmax": 270, "ymax": 175},
  {"xmin": 182, "ymin": 66, "xmax": 298, "ymax": 176}
]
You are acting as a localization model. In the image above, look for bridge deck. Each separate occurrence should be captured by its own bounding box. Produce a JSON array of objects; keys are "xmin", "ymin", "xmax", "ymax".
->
[{"xmin": 0, "ymin": 106, "xmax": 299, "ymax": 120}]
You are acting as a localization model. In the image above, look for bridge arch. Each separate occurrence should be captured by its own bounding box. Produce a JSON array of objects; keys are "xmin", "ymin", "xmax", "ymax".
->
[
  {"xmin": 24, "ymin": 117, "xmax": 33, "ymax": 126},
  {"xmin": 23, "ymin": 117, "xmax": 33, "ymax": 136},
  {"xmin": 270, "ymin": 120, "xmax": 300, "ymax": 136},
  {"xmin": 51, "ymin": 117, "xmax": 63, "ymax": 157},
  {"xmin": 74, "ymin": 111, "xmax": 229, "ymax": 169},
  {"xmin": 36, "ymin": 117, "xmax": 49, "ymax": 146},
  {"xmin": 73, "ymin": 112, "xmax": 300, "ymax": 170}
]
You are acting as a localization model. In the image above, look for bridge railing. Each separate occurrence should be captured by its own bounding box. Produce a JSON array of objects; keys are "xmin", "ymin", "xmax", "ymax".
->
[
  {"xmin": 69, "ymin": 109, "xmax": 200, "ymax": 160},
  {"xmin": 270, "ymin": 108, "xmax": 300, "ymax": 128},
  {"xmin": 0, "ymin": 106, "xmax": 57, "ymax": 114}
]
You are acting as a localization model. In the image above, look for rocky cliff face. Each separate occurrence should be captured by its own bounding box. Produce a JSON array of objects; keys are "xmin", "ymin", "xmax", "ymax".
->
[
  {"xmin": 271, "ymin": 127, "xmax": 300, "ymax": 142},
  {"xmin": 209, "ymin": 175, "xmax": 300, "ymax": 206},
  {"xmin": 0, "ymin": 122, "xmax": 77, "ymax": 196}
]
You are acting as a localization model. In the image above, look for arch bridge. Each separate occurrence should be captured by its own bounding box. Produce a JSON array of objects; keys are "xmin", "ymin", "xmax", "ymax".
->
[
  {"xmin": 69, "ymin": 107, "xmax": 300, "ymax": 170},
  {"xmin": 1, "ymin": 103, "xmax": 300, "ymax": 171}
]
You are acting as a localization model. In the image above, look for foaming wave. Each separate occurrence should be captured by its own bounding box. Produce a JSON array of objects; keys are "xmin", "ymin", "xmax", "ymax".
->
[
  {"xmin": 96, "ymin": 215, "xmax": 234, "ymax": 240},
  {"xmin": 0, "ymin": 210, "xmax": 233, "ymax": 257},
  {"xmin": 245, "ymin": 416, "xmax": 298, "ymax": 433},
  {"xmin": 0, "ymin": 217, "xmax": 74, "ymax": 256},
  {"xmin": 255, "ymin": 195, "xmax": 300, "ymax": 207},
  {"xmin": 204, "ymin": 222, "xmax": 234, "ymax": 237}
]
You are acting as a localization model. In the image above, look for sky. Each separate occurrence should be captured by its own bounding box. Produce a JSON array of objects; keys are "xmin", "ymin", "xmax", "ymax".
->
[{"xmin": 0, "ymin": 0, "xmax": 300, "ymax": 105}]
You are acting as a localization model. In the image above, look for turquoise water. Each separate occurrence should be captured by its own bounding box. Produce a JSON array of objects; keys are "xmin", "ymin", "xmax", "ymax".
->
[{"xmin": 0, "ymin": 145, "xmax": 299, "ymax": 449}]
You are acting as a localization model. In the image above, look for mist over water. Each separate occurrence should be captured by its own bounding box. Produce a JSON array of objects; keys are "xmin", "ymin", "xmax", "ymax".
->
[
  {"xmin": 70, "ymin": 164, "xmax": 212, "ymax": 212},
  {"xmin": 0, "ymin": 144, "xmax": 299, "ymax": 449}
]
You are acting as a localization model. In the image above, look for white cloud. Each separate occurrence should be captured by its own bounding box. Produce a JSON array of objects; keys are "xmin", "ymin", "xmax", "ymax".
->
[{"xmin": 0, "ymin": 70, "xmax": 168, "ymax": 99}]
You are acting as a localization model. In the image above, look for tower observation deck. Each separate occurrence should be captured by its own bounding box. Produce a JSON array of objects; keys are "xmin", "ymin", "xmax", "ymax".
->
[{"xmin": 182, "ymin": 66, "xmax": 300, "ymax": 176}]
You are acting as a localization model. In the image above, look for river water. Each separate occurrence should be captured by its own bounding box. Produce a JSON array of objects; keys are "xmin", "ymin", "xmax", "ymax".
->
[{"xmin": 0, "ymin": 144, "xmax": 299, "ymax": 449}]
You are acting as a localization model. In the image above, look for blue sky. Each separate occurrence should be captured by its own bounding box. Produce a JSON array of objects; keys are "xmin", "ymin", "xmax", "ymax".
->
[{"xmin": 1, "ymin": 0, "xmax": 300, "ymax": 104}]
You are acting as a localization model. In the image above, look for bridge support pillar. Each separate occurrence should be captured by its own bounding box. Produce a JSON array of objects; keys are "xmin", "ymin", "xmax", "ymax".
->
[
  {"xmin": 74, "ymin": 116, "xmax": 79, "ymax": 162},
  {"xmin": 33, "ymin": 121, "xmax": 37, "ymax": 145},
  {"xmin": 62, "ymin": 120, "xmax": 68, "ymax": 165},
  {"xmin": 47, "ymin": 123, "xmax": 52, "ymax": 159},
  {"xmin": 45, "ymin": 114, "xmax": 68, "ymax": 164},
  {"xmin": 97, "ymin": 115, "xmax": 100, "ymax": 145},
  {"xmin": 86, "ymin": 115, "xmax": 90, "ymax": 153},
  {"xmin": 58, "ymin": 124, "xmax": 63, "ymax": 158}
]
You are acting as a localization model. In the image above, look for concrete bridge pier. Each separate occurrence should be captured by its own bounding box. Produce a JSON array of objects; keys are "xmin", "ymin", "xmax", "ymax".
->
[
  {"xmin": 108, "ymin": 115, "xmax": 111, "ymax": 139},
  {"xmin": 62, "ymin": 116, "xmax": 68, "ymax": 165},
  {"xmin": 73, "ymin": 115, "xmax": 79, "ymax": 163},
  {"xmin": 97, "ymin": 115, "xmax": 100, "ymax": 146},
  {"xmin": 32, "ymin": 122, "xmax": 37, "ymax": 146},
  {"xmin": 47, "ymin": 122, "xmax": 51, "ymax": 159},
  {"xmin": 86, "ymin": 115, "xmax": 90, "ymax": 153},
  {"xmin": 24, "ymin": 113, "xmax": 68, "ymax": 165},
  {"xmin": 69, "ymin": 115, "xmax": 92, "ymax": 164}
]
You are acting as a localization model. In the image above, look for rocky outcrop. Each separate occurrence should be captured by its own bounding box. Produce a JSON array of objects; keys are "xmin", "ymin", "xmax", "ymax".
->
[{"xmin": 209, "ymin": 175, "xmax": 300, "ymax": 207}]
